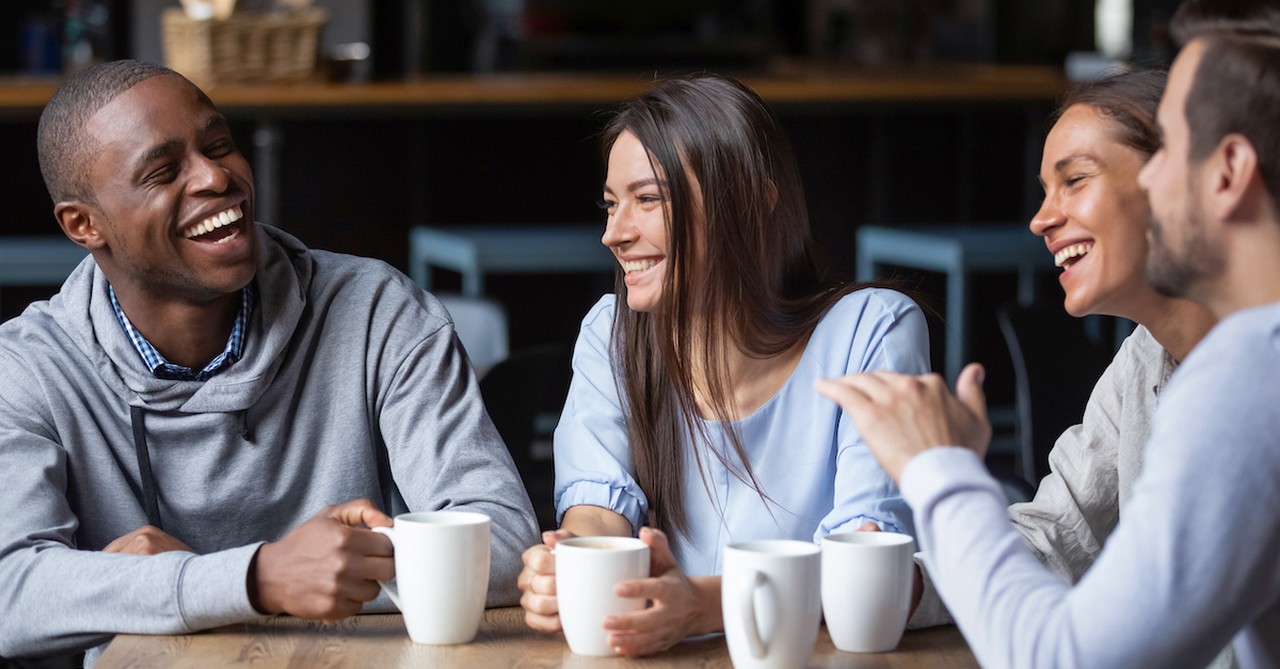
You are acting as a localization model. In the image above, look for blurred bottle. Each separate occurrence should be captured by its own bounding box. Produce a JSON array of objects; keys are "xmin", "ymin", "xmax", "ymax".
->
[
  {"xmin": 63, "ymin": 0, "xmax": 111, "ymax": 75},
  {"xmin": 22, "ymin": 9, "xmax": 63, "ymax": 74}
]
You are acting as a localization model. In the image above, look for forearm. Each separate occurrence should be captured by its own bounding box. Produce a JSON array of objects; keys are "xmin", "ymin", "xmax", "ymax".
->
[
  {"xmin": 561, "ymin": 505, "xmax": 633, "ymax": 537},
  {"xmin": 0, "ymin": 544, "xmax": 264, "ymax": 657}
]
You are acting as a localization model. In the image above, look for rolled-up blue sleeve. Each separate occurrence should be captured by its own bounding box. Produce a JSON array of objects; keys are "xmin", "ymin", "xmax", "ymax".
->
[
  {"xmin": 552, "ymin": 296, "xmax": 648, "ymax": 532},
  {"xmin": 818, "ymin": 289, "xmax": 931, "ymax": 539}
]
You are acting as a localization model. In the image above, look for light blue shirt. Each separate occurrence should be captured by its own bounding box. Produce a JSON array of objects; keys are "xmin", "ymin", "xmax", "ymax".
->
[
  {"xmin": 553, "ymin": 289, "xmax": 931, "ymax": 576},
  {"xmin": 903, "ymin": 301, "xmax": 1280, "ymax": 668}
]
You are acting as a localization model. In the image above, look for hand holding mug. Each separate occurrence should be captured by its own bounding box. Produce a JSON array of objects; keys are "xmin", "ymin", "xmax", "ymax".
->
[
  {"xmin": 518, "ymin": 529, "xmax": 576, "ymax": 632},
  {"xmin": 604, "ymin": 527, "xmax": 715, "ymax": 657},
  {"xmin": 251, "ymin": 498, "xmax": 394, "ymax": 622}
]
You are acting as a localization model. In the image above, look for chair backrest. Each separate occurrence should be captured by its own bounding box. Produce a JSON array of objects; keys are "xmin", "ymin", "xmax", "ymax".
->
[
  {"xmin": 436, "ymin": 293, "xmax": 509, "ymax": 376},
  {"xmin": 998, "ymin": 303, "xmax": 1113, "ymax": 488},
  {"xmin": 479, "ymin": 344, "xmax": 573, "ymax": 530}
]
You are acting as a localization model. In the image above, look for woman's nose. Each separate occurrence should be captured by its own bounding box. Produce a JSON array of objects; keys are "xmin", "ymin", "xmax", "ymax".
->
[
  {"xmin": 1029, "ymin": 198, "xmax": 1066, "ymax": 238},
  {"xmin": 601, "ymin": 206, "xmax": 633, "ymax": 248}
]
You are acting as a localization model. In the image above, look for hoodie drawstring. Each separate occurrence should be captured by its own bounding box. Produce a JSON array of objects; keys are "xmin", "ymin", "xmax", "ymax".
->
[
  {"xmin": 129, "ymin": 406, "xmax": 163, "ymax": 530},
  {"xmin": 240, "ymin": 409, "xmax": 254, "ymax": 442}
]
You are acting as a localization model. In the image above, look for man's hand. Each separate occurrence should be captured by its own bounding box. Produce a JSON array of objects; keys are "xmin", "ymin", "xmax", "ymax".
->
[
  {"xmin": 604, "ymin": 527, "xmax": 719, "ymax": 657},
  {"xmin": 103, "ymin": 525, "xmax": 194, "ymax": 555},
  {"xmin": 815, "ymin": 363, "xmax": 991, "ymax": 482},
  {"xmin": 251, "ymin": 499, "xmax": 394, "ymax": 622}
]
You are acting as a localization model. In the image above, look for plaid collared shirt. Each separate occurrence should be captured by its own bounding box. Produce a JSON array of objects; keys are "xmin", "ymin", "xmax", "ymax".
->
[{"xmin": 109, "ymin": 283, "xmax": 256, "ymax": 382}]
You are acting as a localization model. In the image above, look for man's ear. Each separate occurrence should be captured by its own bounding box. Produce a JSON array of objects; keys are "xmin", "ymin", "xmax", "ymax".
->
[
  {"xmin": 54, "ymin": 201, "xmax": 108, "ymax": 251},
  {"xmin": 1211, "ymin": 133, "xmax": 1263, "ymax": 222}
]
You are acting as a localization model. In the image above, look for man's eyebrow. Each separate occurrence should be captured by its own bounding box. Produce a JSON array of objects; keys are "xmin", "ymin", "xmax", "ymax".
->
[
  {"xmin": 136, "ymin": 140, "xmax": 182, "ymax": 170},
  {"xmin": 203, "ymin": 112, "xmax": 229, "ymax": 132},
  {"xmin": 133, "ymin": 113, "xmax": 231, "ymax": 171}
]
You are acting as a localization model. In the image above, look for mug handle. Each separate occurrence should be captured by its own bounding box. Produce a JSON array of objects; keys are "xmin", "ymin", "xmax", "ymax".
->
[
  {"xmin": 371, "ymin": 526, "xmax": 402, "ymax": 610},
  {"xmin": 739, "ymin": 570, "xmax": 769, "ymax": 659}
]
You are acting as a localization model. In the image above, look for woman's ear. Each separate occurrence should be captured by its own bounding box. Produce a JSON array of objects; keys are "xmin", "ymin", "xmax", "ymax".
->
[
  {"xmin": 765, "ymin": 180, "xmax": 779, "ymax": 213},
  {"xmin": 54, "ymin": 201, "xmax": 108, "ymax": 251}
]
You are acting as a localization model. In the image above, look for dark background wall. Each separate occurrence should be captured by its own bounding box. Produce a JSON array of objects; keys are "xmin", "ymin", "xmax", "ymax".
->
[{"xmin": 0, "ymin": 0, "xmax": 1182, "ymax": 369}]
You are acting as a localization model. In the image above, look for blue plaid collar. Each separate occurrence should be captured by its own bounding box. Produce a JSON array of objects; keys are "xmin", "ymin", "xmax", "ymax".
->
[{"xmin": 109, "ymin": 283, "xmax": 256, "ymax": 382}]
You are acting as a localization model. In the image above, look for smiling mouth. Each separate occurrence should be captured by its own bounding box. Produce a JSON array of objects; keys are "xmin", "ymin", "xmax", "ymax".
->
[
  {"xmin": 1054, "ymin": 242, "xmax": 1093, "ymax": 268},
  {"xmin": 621, "ymin": 258, "xmax": 660, "ymax": 274},
  {"xmin": 184, "ymin": 205, "xmax": 244, "ymax": 244}
]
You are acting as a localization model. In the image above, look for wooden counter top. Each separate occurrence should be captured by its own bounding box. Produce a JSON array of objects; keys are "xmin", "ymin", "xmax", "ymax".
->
[{"xmin": 0, "ymin": 65, "xmax": 1067, "ymax": 119}]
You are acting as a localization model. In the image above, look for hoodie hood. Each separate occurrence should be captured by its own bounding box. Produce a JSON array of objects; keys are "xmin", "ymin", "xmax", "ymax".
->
[{"xmin": 50, "ymin": 225, "xmax": 313, "ymax": 414}]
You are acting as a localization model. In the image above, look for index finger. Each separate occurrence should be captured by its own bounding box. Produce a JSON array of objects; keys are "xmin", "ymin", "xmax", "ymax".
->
[
  {"xmin": 814, "ymin": 377, "xmax": 874, "ymax": 410},
  {"xmin": 327, "ymin": 499, "xmax": 394, "ymax": 529}
]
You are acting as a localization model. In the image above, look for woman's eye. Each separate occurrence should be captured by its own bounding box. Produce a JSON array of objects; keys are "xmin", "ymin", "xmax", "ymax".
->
[{"xmin": 596, "ymin": 199, "xmax": 616, "ymax": 211}]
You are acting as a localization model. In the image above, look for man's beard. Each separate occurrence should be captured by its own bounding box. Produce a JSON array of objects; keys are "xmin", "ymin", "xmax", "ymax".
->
[{"xmin": 1144, "ymin": 200, "xmax": 1223, "ymax": 299}]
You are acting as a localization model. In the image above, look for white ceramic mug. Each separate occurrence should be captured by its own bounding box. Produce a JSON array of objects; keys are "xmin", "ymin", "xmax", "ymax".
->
[
  {"xmin": 722, "ymin": 540, "xmax": 822, "ymax": 669},
  {"xmin": 554, "ymin": 536, "xmax": 649, "ymax": 656},
  {"xmin": 372, "ymin": 511, "xmax": 490, "ymax": 645},
  {"xmin": 821, "ymin": 531, "xmax": 915, "ymax": 652}
]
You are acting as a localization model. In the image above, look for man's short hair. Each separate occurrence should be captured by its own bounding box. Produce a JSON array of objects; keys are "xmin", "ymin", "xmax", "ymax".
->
[
  {"xmin": 37, "ymin": 59, "xmax": 182, "ymax": 205},
  {"xmin": 1170, "ymin": 0, "xmax": 1280, "ymax": 47},
  {"xmin": 1185, "ymin": 34, "xmax": 1280, "ymax": 203}
]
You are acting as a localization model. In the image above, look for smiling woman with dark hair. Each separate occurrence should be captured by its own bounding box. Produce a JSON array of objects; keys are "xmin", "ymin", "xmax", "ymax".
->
[{"xmin": 515, "ymin": 73, "xmax": 932, "ymax": 656}]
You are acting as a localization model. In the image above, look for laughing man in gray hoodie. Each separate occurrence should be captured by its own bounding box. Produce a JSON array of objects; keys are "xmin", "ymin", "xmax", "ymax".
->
[{"xmin": 0, "ymin": 60, "xmax": 539, "ymax": 663}]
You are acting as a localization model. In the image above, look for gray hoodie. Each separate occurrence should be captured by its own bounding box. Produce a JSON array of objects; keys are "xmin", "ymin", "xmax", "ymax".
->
[{"xmin": 0, "ymin": 226, "xmax": 539, "ymax": 659}]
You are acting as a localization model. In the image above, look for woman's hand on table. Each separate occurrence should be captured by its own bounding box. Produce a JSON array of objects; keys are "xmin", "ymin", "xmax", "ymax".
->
[
  {"xmin": 519, "ymin": 529, "xmax": 574, "ymax": 631},
  {"xmin": 605, "ymin": 527, "xmax": 720, "ymax": 657}
]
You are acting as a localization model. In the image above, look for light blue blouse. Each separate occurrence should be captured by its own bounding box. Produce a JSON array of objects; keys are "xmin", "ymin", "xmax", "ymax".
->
[{"xmin": 552, "ymin": 288, "xmax": 932, "ymax": 576}]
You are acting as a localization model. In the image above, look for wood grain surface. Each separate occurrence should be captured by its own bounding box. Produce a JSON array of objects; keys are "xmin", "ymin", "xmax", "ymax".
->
[{"xmin": 95, "ymin": 606, "xmax": 977, "ymax": 669}]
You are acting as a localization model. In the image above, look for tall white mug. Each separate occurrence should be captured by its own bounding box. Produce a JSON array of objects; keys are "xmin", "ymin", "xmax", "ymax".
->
[
  {"xmin": 722, "ymin": 540, "xmax": 821, "ymax": 669},
  {"xmin": 821, "ymin": 531, "xmax": 915, "ymax": 652},
  {"xmin": 372, "ymin": 511, "xmax": 491, "ymax": 645},
  {"xmin": 555, "ymin": 536, "xmax": 649, "ymax": 656}
]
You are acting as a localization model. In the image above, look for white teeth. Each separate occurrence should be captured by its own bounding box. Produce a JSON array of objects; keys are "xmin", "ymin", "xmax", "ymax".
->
[
  {"xmin": 184, "ymin": 205, "xmax": 244, "ymax": 239},
  {"xmin": 621, "ymin": 259, "xmax": 658, "ymax": 273},
  {"xmin": 1054, "ymin": 242, "xmax": 1093, "ymax": 268}
]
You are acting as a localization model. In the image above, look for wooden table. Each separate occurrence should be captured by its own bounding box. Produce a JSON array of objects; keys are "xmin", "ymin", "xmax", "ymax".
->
[{"xmin": 96, "ymin": 607, "xmax": 976, "ymax": 668}]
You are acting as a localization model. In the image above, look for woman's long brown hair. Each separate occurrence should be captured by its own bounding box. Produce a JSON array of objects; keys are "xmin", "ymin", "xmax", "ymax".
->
[{"xmin": 602, "ymin": 74, "xmax": 868, "ymax": 540}]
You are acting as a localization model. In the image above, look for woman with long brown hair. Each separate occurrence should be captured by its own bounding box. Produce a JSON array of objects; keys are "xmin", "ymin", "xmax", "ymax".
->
[{"xmin": 516, "ymin": 73, "xmax": 931, "ymax": 656}]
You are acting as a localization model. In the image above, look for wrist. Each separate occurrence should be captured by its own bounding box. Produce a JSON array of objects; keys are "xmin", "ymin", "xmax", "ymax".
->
[
  {"xmin": 689, "ymin": 575, "xmax": 724, "ymax": 636},
  {"xmin": 248, "ymin": 542, "xmax": 281, "ymax": 615}
]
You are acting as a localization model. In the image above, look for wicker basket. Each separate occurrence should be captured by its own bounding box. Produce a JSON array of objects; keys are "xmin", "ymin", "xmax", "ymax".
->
[{"xmin": 161, "ymin": 7, "xmax": 329, "ymax": 86}]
